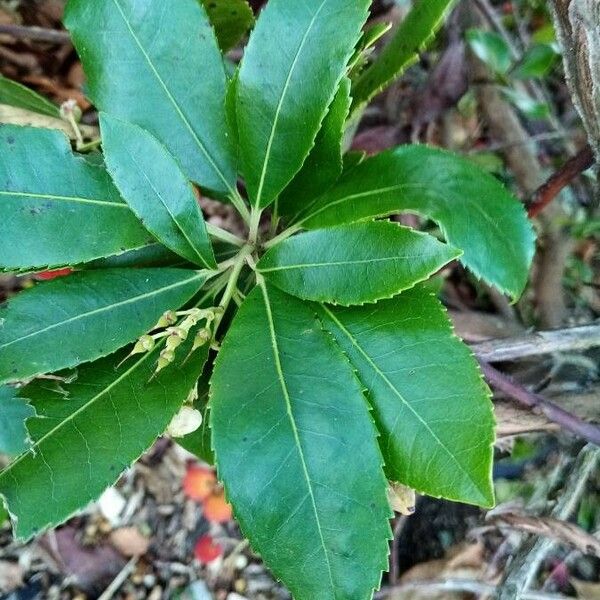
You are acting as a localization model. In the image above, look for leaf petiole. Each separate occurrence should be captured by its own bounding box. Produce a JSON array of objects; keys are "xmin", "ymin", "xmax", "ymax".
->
[
  {"xmin": 229, "ymin": 188, "xmax": 251, "ymax": 224},
  {"xmin": 213, "ymin": 244, "xmax": 254, "ymax": 339},
  {"xmin": 206, "ymin": 222, "xmax": 246, "ymax": 247},
  {"xmin": 263, "ymin": 223, "xmax": 301, "ymax": 249}
]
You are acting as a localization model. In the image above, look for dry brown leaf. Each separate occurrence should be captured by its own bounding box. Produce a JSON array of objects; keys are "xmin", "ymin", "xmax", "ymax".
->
[
  {"xmin": 390, "ymin": 543, "xmax": 487, "ymax": 600},
  {"xmin": 0, "ymin": 104, "xmax": 98, "ymax": 139},
  {"xmin": 573, "ymin": 578, "xmax": 600, "ymax": 599},
  {"xmin": 388, "ymin": 482, "xmax": 416, "ymax": 516}
]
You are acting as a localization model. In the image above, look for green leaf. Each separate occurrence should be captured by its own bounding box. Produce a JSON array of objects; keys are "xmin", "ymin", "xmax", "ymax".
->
[
  {"xmin": 0, "ymin": 75, "xmax": 59, "ymax": 117},
  {"xmin": 513, "ymin": 44, "xmax": 558, "ymax": 79},
  {"xmin": 0, "ymin": 387, "xmax": 35, "ymax": 456},
  {"xmin": 258, "ymin": 222, "xmax": 460, "ymax": 305},
  {"xmin": 100, "ymin": 115, "xmax": 217, "ymax": 269},
  {"xmin": 503, "ymin": 87, "xmax": 550, "ymax": 119},
  {"xmin": 297, "ymin": 145, "xmax": 536, "ymax": 299},
  {"xmin": 317, "ymin": 287, "xmax": 495, "ymax": 507},
  {"xmin": 351, "ymin": 0, "xmax": 455, "ymax": 110},
  {"xmin": 0, "ymin": 341, "xmax": 209, "ymax": 540},
  {"xmin": 210, "ymin": 282, "xmax": 390, "ymax": 599},
  {"xmin": 466, "ymin": 29, "xmax": 512, "ymax": 75},
  {"xmin": 0, "ymin": 126, "xmax": 152, "ymax": 271},
  {"xmin": 277, "ymin": 77, "xmax": 352, "ymax": 220},
  {"xmin": 236, "ymin": 0, "xmax": 370, "ymax": 208},
  {"xmin": 201, "ymin": 0, "xmax": 254, "ymax": 51},
  {"xmin": 65, "ymin": 0, "xmax": 236, "ymax": 197},
  {"xmin": 0, "ymin": 268, "xmax": 209, "ymax": 383}
]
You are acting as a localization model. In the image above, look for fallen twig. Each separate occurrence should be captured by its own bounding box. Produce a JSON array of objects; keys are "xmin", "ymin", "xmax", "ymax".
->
[
  {"xmin": 495, "ymin": 445, "xmax": 600, "ymax": 599},
  {"xmin": 471, "ymin": 323, "xmax": 600, "ymax": 362},
  {"xmin": 528, "ymin": 145, "xmax": 595, "ymax": 218},
  {"xmin": 480, "ymin": 361, "xmax": 600, "ymax": 447},
  {"xmin": 0, "ymin": 24, "xmax": 71, "ymax": 44},
  {"xmin": 487, "ymin": 511, "xmax": 600, "ymax": 557}
]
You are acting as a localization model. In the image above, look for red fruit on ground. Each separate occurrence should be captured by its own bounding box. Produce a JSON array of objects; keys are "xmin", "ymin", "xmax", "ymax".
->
[
  {"xmin": 183, "ymin": 465, "xmax": 216, "ymax": 502},
  {"xmin": 203, "ymin": 489, "xmax": 233, "ymax": 524},
  {"xmin": 194, "ymin": 534, "xmax": 223, "ymax": 563}
]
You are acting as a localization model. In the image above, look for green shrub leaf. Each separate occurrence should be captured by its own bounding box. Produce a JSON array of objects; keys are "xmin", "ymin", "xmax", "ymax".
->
[
  {"xmin": 318, "ymin": 287, "xmax": 495, "ymax": 507},
  {"xmin": 236, "ymin": 0, "xmax": 370, "ymax": 208},
  {"xmin": 351, "ymin": 0, "xmax": 455, "ymax": 109},
  {"xmin": 0, "ymin": 126, "xmax": 152, "ymax": 271},
  {"xmin": 0, "ymin": 75, "xmax": 59, "ymax": 117},
  {"xmin": 466, "ymin": 29, "xmax": 512, "ymax": 75},
  {"xmin": 277, "ymin": 77, "xmax": 352, "ymax": 219},
  {"xmin": 201, "ymin": 0, "xmax": 254, "ymax": 51},
  {"xmin": 258, "ymin": 222, "xmax": 460, "ymax": 305},
  {"xmin": 0, "ymin": 341, "xmax": 209, "ymax": 540},
  {"xmin": 211, "ymin": 282, "xmax": 390, "ymax": 599},
  {"xmin": 0, "ymin": 268, "xmax": 209, "ymax": 383},
  {"xmin": 0, "ymin": 387, "xmax": 35, "ymax": 456},
  {"xmin": 298, "ymin": 145, "xmax": 536, "ymax": 299},
  {"xmin": 100, "ymin": 115, "xmax": 217, "ymax": 269},
  {"xmin": 65, "ymin": 0, "xmax": 236, "ymax": 197},
  {"xmin": 513, "ymin": 43, "xmax": 559, "ymax": 79}
]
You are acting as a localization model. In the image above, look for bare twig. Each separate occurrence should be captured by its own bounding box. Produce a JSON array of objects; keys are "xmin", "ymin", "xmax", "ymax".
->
[
  {"xmin": 0, "ymin": 24, "xmax": 71, "ymax": 44},
  {"xmin": 495, "ymin": 445, "xmax": 600, "ymax": 599},
  {"xmin": 97, "ymin": 557, "xmax": 138, "ymax": 600},
  {"xmin": 528, "ymin": 145, "xmax": 595, "ymax": 218},
  {"xmin": 480, "ymin": 361, "xmax": 600, "ymax": 446},
  {"xmin": 471, "ymin": 323, "xmax": 600, "ymax": 362},
  {"xmin": 487, "ymin": 512, "xmax": 600, "ymax": 557},
  {"xmin": 377, "ymin": 578, "xmax": 569, "ymax": 599}
]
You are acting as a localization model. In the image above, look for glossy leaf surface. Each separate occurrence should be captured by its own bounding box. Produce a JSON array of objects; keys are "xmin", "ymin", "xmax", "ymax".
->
[
  {"xmin": 351, "ymin": 0, "xmax": 454, "ymax": 109},
  {"xmin": 0, "ymin": 387, "xmax": 35, "ymax": 456},
  {"xmin": 0, "ymin": 75, "xmax": 59, "ymax": 117},
  {"xmin": 101, "ymin": 115, "xmax": 216, "ymax": 269},
  {"xmin": 211, "ymin": 283, "xmax": 390, "ymax": 599},
  {"xmin": 318, "ymin": 287, "xmax": 495, "ymax": 507},
  {"xmin": 277, "ymin": 77, "xmax": 352, "ymax": 219},
  {"xmin": 0, "ymin": 126, "xmax": 152, "ymax": 271},
  {"xmin": 258, "ymin": 222, "xmax": 460, "ymax": 305},
  {"xmin": 299, "ymin": 145, "xmax": 536, "ymax": 298},
  {"xmin": 0, "ymin": 269, "xmax": 208, "ymax": 383},
  {"xmin": 236, "ymin": 0, "xmax": 370, "ymax": 207},
  {"xmin": 0, "ymin": 341, "xmax": 209, "ymax": 540},
  {"xmin": 65, "ymin": 0, "xmax": 236, "ymax": 196}
]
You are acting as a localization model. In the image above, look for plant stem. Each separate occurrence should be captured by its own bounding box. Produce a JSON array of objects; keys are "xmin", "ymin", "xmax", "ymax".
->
[
  {"xmin": 527, "ymin": 144, "xmax": 595, "ymax": 218},
  {"xmin": 229, "ymin": 188, "xmax": 251, "ymax": 224},
  {"xmin": 248, "ymin": 208, "xmax": 262, "ymax": 245},
  {"xmin": 205, "ymin": 222, "xmax": 246, "ymax": 247},
  {"xmin": 263, "ymin": 223, "xmax": 301, "ymax": 249},
  {"xmin": 213, "ymin": 245, "xmax": 253, "ymax": 338},
  {"xmin": 76, "ymin": 138, "xmax": 102, "ymax": 153}
]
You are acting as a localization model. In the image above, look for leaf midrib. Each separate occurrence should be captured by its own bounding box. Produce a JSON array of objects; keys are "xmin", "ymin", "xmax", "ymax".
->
[
  {"xmin": 259, "ymin": 281, "xmax": 336, "ymax": 594},
  {"xmin": 0, "ymin": 190, "xmax": 128, "ymax": 209},
  {"xmin": 126, "ymin": 151, "xmax": 212, "ymax": 269},
  {"xmin": 259, "ymin": 253, "xmax": 434, "ymax": 273},
  {"xmin": 1, "ymin": 348, "xmax": 156, "ymax": 477},
  {"xmin": 320, "ymin": 304, "xmax": 486, "ymax": 501},
  {"xmin": 0, "ymin": 271, "xmax": 206, "ymax": 352},
  {"xmin": 253, "ymin": 0, "xmax": 329, "ymax": 206},
  {"xmin": 110, "ymin": 0, "xmax": 232, "ymax": 194}
]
